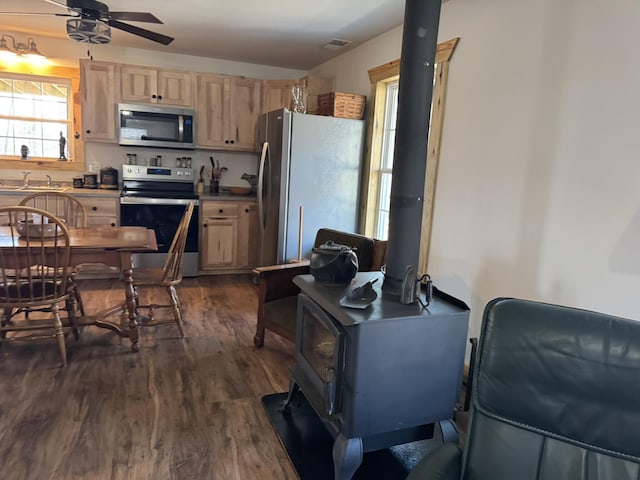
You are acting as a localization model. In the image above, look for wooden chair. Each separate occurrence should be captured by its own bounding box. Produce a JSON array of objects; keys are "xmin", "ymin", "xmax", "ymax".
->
[
  {"xmin": 19, "ymin": 191, "xmax": 87, "ymax": 318},
  {"xmin": 252, "ymin": 228, "xmax": 387, "ymax": 347},
  {"xmin": 18, "ymin": 192, "xmax": 87, "ymax": 228},
  {"xmin": 126, "ymin": 201, "xmax": 195, "ymax": 337},
  {"xmin": 0, "ymin": 206, "xmax": 76, "ymax": 367}
]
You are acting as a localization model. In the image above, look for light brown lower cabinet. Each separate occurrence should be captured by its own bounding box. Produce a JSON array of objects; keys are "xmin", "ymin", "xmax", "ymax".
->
[
  {"xmin": 200, "ymin": 200, "xmax": 257, "ymax": 272},
  {"xmin": 0, "ymin": 193, "xmax": 119, "ymax": 228},
  {"xmin": 236, "ymin": 202, "xmax": 258, "ymax": 268},
  {"xmin": 202, "ymin": 217, "xmax": 237, "ymax": 268},
  {"xmin": 78, "ymin": 196, "xmax": 119, "ymax": 227}
]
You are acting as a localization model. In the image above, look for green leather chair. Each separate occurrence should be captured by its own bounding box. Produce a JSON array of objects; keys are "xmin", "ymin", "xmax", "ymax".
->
[{"xmin": 408, "ymin": 297, "xmax": 640, "ymax": 480}]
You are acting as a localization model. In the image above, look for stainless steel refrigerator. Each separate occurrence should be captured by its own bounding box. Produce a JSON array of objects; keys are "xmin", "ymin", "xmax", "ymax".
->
[{"xmin": 257, "ymin": 108, "xmax": 365, "ymax": 266}]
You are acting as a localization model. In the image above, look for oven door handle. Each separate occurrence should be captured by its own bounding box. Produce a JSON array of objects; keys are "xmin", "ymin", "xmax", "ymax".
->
[{"xmin": 120, "ymin": 197, "xmax": 199, "ymax": 206}]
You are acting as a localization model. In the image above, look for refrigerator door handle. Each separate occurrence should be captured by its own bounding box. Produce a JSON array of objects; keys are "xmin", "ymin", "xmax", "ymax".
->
[{"xmin": 258, "ymin": 142, "xmax": 269, "ymax": 232}]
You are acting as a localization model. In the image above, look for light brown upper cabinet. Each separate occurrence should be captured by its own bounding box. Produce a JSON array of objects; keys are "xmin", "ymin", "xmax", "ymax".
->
[
  {"xmin": 261, "ymin": 75, "xmax": 333, "ymax": 114},
  {"xmin": 262, "ymin": 79, "xmax": 297, "ymax": 113},
  {"xmin": 196, "ymin": 74, "xmax": 262, "ymax": 152},
  {"xmin": 80, "ymin": 59, "xmax": 119, "ymax": 143},
  {"xmin": 120, "ymin": 65, "xmax": 194, "ymax": 107}
]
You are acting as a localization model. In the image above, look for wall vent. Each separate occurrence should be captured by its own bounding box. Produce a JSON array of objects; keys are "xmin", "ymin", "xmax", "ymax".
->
[{"xmin": 322, "ymin": 38, "xmax": 352, "ymax": 50}]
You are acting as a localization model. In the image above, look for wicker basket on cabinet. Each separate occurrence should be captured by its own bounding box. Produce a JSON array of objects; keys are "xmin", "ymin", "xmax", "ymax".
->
[{"xmin": 317, "ymin": 92, "xmax": 366, "ymax": 119}]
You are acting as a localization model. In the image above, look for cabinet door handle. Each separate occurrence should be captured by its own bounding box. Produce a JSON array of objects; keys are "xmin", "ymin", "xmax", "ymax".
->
[
  {"xmin": 85, "ymin": 129, "xmax": 91, "ymax": 134},
  {"xmin": 92, "ymin": 206, "xmax": 97, "ymax": 211},
  {"xmin": 245, "ymin": 208, "xmax": 249, "ymax": 213},
  {"xmin": 203, "ymin": 224, "xmax": 208, "ymax": 228},
  {"xmin": 110, "ymin": 222, "xmax": 116, "ymax": 227},
  {"xmin": 152, "ymin": 94, "xmax": 157, "ymax": 99},
  {"xmin": 219, "ymin": 209, "xmax": 223, "ymax": 213},
  {"xmin": 158, "ymin": 95, "xmax": 163, "ymax": 100}
]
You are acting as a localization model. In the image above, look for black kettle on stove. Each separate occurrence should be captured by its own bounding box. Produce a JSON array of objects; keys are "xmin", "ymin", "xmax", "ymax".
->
[{"xmin": 310, "ymin": 241, "xmax": 359, "ymax": 284}]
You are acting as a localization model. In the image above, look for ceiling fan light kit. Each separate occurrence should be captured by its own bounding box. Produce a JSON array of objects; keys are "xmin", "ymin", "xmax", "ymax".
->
[
  {"xmin": 66, "ymin": 18, "xmax": 111, "ymax": 44},
  {"xmin": 0, "ymin": 0, "xmax": 173, "ymax": 46}
]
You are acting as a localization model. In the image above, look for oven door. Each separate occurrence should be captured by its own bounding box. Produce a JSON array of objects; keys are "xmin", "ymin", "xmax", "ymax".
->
[{"xmin": 120, "ymin": 197, "xmax": 199, "ymax": 277}]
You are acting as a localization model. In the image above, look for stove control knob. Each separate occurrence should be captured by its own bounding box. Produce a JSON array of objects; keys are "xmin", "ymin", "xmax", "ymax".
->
[{"xmin": 176, "ymin": 171, "xmax": 182, "ymax": 176}]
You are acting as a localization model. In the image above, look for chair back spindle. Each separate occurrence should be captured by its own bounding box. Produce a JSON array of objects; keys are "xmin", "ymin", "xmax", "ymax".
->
[
  {"xmin": 160, "ymin": 201, "xmax": 194, "ymax": 284},
  {"xmin": 0, "ymin": 206, "xmax": 74, "ymax": 366},
  {"xmin": 19, "ymin": 192, "xmax": 87, "ymax": 227}
]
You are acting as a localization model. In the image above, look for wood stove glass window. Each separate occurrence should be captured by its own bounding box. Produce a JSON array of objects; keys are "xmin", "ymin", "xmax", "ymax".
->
[
  {"xmin": 297, "ymin": 294, "xmax": 344, "ymax": 397},
  {"xmin": 302, "ymin": 316, "xmax": 337, "ymax": 380}
]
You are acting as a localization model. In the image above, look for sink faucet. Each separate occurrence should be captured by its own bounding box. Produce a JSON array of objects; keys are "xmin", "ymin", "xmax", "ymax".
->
[
  {"xmin": 46, "ymin": 175, "xmax": 52, "ymax": 187},
  {"xmin": 22, "ymin": 170, "xmax": 32, "ymax": 188}
]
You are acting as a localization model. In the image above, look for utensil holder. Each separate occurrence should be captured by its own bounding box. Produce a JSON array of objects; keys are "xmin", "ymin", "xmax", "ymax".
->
[{"xmin": 210, "ymin": 181, "xmax": 219, "ymax": 194}]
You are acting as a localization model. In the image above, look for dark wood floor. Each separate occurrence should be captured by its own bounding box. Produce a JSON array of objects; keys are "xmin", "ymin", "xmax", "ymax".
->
[
  {"xmin": 0, "ymin": 275, "xmax": 298, "ymax": 480},
  {"xmin": 0, "ymin": 274, "xmax": 469, "ymax": 480}
]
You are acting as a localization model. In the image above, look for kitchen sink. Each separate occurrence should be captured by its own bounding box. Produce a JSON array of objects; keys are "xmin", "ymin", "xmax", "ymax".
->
[
  {"xmin": 23, "ymin": 185, "xmax": 69, "ymax": 192},
  {"xmin": 0, "ymin": 185, "xmax": 69, "ymax": 192}
]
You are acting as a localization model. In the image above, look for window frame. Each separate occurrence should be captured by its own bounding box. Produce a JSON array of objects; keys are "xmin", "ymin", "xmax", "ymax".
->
[
  {"xmin": 0, "ymin": 63, "xmax": 84, "ymax": 172},
  {"xmin": 362, "ymin": 37, "xmax": 459, "ymax": 273}
]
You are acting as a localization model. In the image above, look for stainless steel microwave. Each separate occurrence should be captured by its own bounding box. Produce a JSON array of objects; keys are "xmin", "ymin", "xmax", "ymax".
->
[{"xmin": 118, "ymin": 103, "xmax": 195, "ymax": 149}]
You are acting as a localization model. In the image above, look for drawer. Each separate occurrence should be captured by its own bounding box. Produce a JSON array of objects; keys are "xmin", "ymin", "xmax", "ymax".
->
[
  {"xmin": 80, "ymin": 197, "xmax": 118, "ymax": 217},
  {"xmin": 202, "ymin": 202, "xmax": 239, "ymax": 217},
  {"xmin": 86, "ymin": 216, "xmax": 118, "ymax": 227}
]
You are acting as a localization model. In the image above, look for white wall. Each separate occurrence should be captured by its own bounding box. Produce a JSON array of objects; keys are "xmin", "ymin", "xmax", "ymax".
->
[
  {"xmin": 311, "ymin": 0, "xmax": 640, "ymax": 344},
  {"xmin": 0, "ymin": 33, "xmax": 307, "ymax": 185},
  {"xmin": 34, "ymin": 34, "xmax": 306, "ymax": 78}
]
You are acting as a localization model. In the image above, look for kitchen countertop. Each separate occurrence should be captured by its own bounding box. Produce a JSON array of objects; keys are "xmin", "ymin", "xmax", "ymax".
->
[
  {"xmin": 199, "ymin": 192, "xmax": 256, "ymax": 201},
  {"xmin": 0, "ymin": 186, "xmax": 121, "ymax": 197},
  {"xmin": 0, "ymin": 185, "xmax": 256, "ymax": 201}
]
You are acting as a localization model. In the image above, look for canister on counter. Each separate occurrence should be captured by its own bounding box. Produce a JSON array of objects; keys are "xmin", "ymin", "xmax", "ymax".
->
[
  {"xmin": 83, "ymin": 173, "xmax": 98, "ymax": 188},
  {"xmin": 73, "ymin": 176, "xmax": 84, "ymax": 188},
  {"xmin": 100, "ymin": 166, "xmax": 118, "ymax": 189}
]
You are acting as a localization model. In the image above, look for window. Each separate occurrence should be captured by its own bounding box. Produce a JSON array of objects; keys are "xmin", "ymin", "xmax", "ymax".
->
[
  {"xmin": 363, "ymin": 37, "xmax": 459, "ymax": 272},
  {"xmin": 374, "ymin": 81, "xmax": 398, "ymax": 239},
  {"xmin": 0, "ymin": 74, "xmax": 72, "ymax": 160},
  {"xmin": 0, "ymin": 63, "xmax": 83, "ymax": 171}
]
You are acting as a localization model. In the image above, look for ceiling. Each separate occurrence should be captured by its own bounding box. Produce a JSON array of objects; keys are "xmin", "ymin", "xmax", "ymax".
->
[{"xmin": 0, "ymin": 0, "xmax": 409, "ymax": 70}]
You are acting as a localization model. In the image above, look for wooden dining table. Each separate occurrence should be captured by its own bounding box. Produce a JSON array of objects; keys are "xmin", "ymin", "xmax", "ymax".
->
[{"xmin": 0, "ymin": 225, "xmax": 158, "ymax": 352}]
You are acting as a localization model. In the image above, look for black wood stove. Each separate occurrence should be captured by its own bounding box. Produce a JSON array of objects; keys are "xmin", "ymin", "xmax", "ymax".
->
[{"xmin": 283, "ymin": 271, "xmax": 470, "ymax": 480}]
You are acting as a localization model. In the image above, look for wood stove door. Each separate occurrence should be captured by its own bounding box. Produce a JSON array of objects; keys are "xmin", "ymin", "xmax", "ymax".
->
[{"xmin": 295, "ymin": 293, "xmax": 345, "ymax": 417}]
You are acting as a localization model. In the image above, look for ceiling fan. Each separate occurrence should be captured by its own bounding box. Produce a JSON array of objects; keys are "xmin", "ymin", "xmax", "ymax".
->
[{"xmin": 0, "ymin": 0, "xmax": 174, "ymax": 45}]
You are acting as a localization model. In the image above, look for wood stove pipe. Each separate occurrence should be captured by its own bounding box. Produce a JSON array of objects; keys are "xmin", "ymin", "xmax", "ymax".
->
[{"xmin": 382, "ymin": 0, "xmax": 443, "ymax": 298}]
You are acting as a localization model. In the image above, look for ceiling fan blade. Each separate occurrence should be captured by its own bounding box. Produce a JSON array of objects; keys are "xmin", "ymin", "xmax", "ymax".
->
[
  {"xmin": 0, "ymin": 11, "xmax": 76, "ymax": 17},
  {"xmin": 42, "ymin": 0, "xmax": 69, "ymax": 9},
  {"xmin": 109, "ymin": 12, "xmax": 162, "ymax": 24},
  {"xmin": 107, "ymin": 19, "xmax": 174, "ymax": 45}
]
